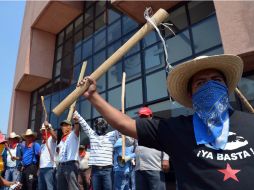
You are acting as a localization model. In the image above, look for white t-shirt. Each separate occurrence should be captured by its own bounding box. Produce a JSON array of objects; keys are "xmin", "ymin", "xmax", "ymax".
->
[
  {"xmin": 79, "ymin": 151, "xmax": 90, "ymax": 170},
  {"xmin": 6, "ymin": 146, "xmax": 17, "ymax": 167},
  {"xmin": 40, "ymin": 136, "xmax": 57, "ymax": 168},
  {"xmin": 58, "ymin": 131, "xmax": 79, "ymax": 163}
]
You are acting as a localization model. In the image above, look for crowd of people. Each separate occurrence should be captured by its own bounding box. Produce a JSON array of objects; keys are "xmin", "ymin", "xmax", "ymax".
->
[
  {"xmin": 1, "ymin": 53, "xmax": 254, "ymax": 190},
  {"xmin": 0, "ymin": 107, "xmax": 170, "ymax": 190}
]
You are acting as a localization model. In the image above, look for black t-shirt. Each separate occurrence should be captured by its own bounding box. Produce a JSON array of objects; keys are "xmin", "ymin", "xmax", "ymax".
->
[{"xmin": 136, "ymin": 111, "xmax": 254, "ymax": 190}]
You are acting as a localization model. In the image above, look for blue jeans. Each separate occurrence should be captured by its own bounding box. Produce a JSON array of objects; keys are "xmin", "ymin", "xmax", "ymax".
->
[
  {"xmin": 4, "ymin": 167, "xmax": 20, "ymax": 190},
  {"xmin": 135, "ymin": 170, "xmax": 166, "ymax": 190},
  {"xmin": 38, "ymin": 167, "xmax": 56, "ymax": 190},
  {"xmin": 91, "ymin": 166, "xmax": 112, "ymax": 190},
  {"xmin": 114, "ymin": 171, "xmax": 130, "ymax": 190}
]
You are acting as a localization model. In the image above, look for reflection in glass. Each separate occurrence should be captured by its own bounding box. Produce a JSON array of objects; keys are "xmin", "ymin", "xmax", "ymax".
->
[
  {"xmin": 95, "ymin": 14, "xmax": 106, "ymax": 32},
  {"xmin": 124, "ymin": 53, "xmax": 141, "ymax": 80},
  {"xmin": 30, "ymin": 120, "xmax": 35, "ymax": 131},
  {"xmin": 94, "ymin": 29, "xmax": 106, "ymax": 52},
  {"xmin": 63, "ymin": 38, "xmax": 73, "ymax": 56},
  {"xmin": 144, "ymin": 43, "xmax": 165, "ymax": 73},
  {"xmin": 31, "ymin": 105, "xmax": 36, "ymax": 120},
  {"xmin": 126, "ymin": 80, "xmax": 143, "ymax": 108},
  {"xmin": 108, "ymin": 87, "xmax": 121, "ymax": 110},
  {"xmin": 84, "ymin": 22, "xmax": 93, "ymax": 40},
  {"xmin": 94, "ymin": 51, "xmax": 106, "ymax": 92},
  {"xmin": 74, "ymin": 15, "xmax": 83, "ymax": 32},
  {"xmin": 123, "ymin": 15, "xmax": 138, "ymax": 35},
  {"xmin": 166, "ymin": 30, "xmax": 192, "ymax": 64},
  {"xmin": 108, "ymin": 20, "xmax": 121, "ymax": 44},
  {"xmin": 85, "ymin": 6, "xmax": 94, "ymax": 24},
  {"xmin": 65, "ymin": 24, "xmax": 73, "ymax": 39},
  {"xmin": 123, "ymin": 32, "xmax": 140, "ymax": 57},
  {"xmin": 56, "ymin": 46, "xmax": 62, "ymax": 61},
  {"xmin": 54, "ymin": 60, "xmax": 61, "ymax": 78},
  {"xmin": 95, "ymin": 1, "xmax": 105, "ymax": 16},
  {"xmin": 188, "ymin": 1, "xmax": 215, "ymax": 25},
  {"xmin": 146, "ymin": 70, "xmax": 168, "ymax": 102},
  {"xmin": 72, "ymin": 64, "xmax": 81, "ymax": 84},
  {"xmin": 57, "ymin": 31, "xmax": 64, "ymax": 46},
  {"xmin": 108, "ymin": 61, "xmax": 122, "ymax": 88},
  {"xmin": 80, "ymin": 100, "xmax": 92, "ymax": 119},
  {"xmin": 192, "ymin": 16, "xmax": 222, "ymax": 53},
  {"xmin": 142, "ymin": 31, "xmax": 160, "ymax": 48}
]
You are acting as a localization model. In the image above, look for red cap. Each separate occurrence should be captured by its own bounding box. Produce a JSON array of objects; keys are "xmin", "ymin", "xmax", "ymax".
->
[{"xmin": 138, "ymin": 107, "xmax": 153, "ymax": 117}]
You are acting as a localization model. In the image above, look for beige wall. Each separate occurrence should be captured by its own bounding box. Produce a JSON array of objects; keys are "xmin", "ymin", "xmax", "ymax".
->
[{"xmin": 8, "ymin": 1, "xmax": 83, "ymax": 135}]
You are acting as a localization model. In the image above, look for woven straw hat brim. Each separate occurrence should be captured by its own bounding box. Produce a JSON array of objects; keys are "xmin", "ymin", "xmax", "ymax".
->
[
  {"xmin": 22, "ymin": 132, "xmax": 37, "ymax": 139},
  {"xmin": 167, "ymin": 54, "xmax": 243, "ymax": 108}
]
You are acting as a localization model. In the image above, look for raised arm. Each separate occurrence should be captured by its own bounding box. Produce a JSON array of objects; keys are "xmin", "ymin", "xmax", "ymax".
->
[
  {"xmin": 79, "ymin": 77, "xmax": 137, "ymax": 139},
  {"xmin": 73, "ymin": 111, "xmax": 95, "ymax": 138},
  {"xmin": 44, "ymin": 121, "xmax": 57, "ymax": 141}
]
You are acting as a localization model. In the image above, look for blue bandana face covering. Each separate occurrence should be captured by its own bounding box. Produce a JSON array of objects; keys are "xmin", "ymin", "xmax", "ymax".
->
[{"xmin": 192, "ymin": 80, "xmax": 230, "ymax": 150}]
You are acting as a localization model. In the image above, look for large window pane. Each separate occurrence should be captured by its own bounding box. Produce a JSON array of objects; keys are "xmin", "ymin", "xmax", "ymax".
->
[
  {"xmin": 65, "ymin": 24, "xmax": 73, "ymax": 39},
  {"xmin": 95, "ymin": 1, "xmax": 105, "ymax": 16},
  {"xmin": 123, "ymin": 15, "xmax": 139, "ymax": 35},
  {"xmin": 108, "ymin": 20, "xmax": 121, "ymax": 44},
  {"xmin": 57, "ymin": 31, "xmax": 64, "ymax": 46},
  {"xmin": 144, "ymin": 43, "xmax": 165, "ymax": 73},
  {"xmin": 108, "ymin": 61, "xmax": 122, "ymax": 88},
  {"xmin": 143, "ymin": 31, "xmax": 160, "ymax": 48},
  {"xmin": 192, "ymin": 16, "xmax": 222, "ymax": 53},
  {"xmin": 72, "ymin": 64, "xmax": 81, "ymax": 84},
  {"xmin": 126, "ymin": 80, "xmax": 143, "ymax": 108},
  {"xmin": 74, "ymin": 15, "xmax": 83, "ymax": 32},
  {"xmin": 94, "ymin": 29, "xmax": 106, "ymax": 52},
  {"xmin": 56, "ymin": 46, "xmax": 63, "ymax": 61},
  {"xmin": 94, "ymin": 50, "xmax": 106, "ymax": 92},
  {"xmin": 74, "ymin": 46, "xmax": 82, "ymax": 65},
  {"xmin": 124, "ymin": 53, "xmax": 141, "ymax": 80},
  {"xmin": 95, "ymin": 14, "xmax": 106, "ymax": 32},
  {"xmin": 85, "ymin": 6, "xmax": 94, "ymax": 24},
  {"xmin": 80, "ymin": 100, "xmax": 91, "ymax": 119},
  {"xmin": 108, "ymin": 87, "xmax": 121, "ymax": 110},
  {"xmin": 84, "ymin": 22, "xmax": 93, "ymax": 40},
  {"xmin": 54, "ymin": 60, "xmax": 61, "ymax": 77},
  {"xmin": 188, "ymin": 1, "xmax": 215, "ymax": 25},
  {"xmin": 123, "ymin": 32, "xmax": 140, "ymax": 57},
  {"xmin": 82, "ymin": 38, "xmax": 92, "ymax": 59},
  {"xmin": 63, "ymin": 38, "xmax": 73, "ymax": 56},
  {"xmin": 146, "ymin": 70, "xmax": 168, "ymax": 102},
  {"xmin": 74, "ymin": 30, "xmax": 83, "ymax": 48},
  {"xmin": 166, "ymin": 30, "xmax": 192, "ymax": 64},
  {"xmin": 108, "ymin": 9, "xmax": 120, "ymax": 24}
]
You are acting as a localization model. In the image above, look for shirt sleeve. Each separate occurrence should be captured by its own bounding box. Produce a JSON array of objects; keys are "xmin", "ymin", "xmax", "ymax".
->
[
  {"xmin": 162, "ymin": 152, "xmax": 169, "ymax": 160},
  {"xmin": 74, "ymin": 111, "xmax": 96, "ymax": 138},
  {"xmin": 136, "ymin": 118, "xmax": 163, "ymax": 151},
  {"xmin": 35, "ymin": 143, "xmax": 41, "ymax": 155}
]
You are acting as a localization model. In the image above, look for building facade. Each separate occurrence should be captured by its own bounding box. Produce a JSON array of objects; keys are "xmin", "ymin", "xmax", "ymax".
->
[{"xmin": 8, "ymin": 1, "xmax": 254, "ymax": 139}]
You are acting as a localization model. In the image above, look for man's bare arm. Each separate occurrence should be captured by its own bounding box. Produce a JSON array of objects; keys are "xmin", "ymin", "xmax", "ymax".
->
[{"xmin": 79, "ymin": 77, "xmax": 137, "ymax": 139}]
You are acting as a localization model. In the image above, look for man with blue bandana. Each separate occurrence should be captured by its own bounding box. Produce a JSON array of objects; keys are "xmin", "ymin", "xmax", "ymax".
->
[{"xmin": 78, "ymin": 54, "xmax": 254, "ymax": 190}]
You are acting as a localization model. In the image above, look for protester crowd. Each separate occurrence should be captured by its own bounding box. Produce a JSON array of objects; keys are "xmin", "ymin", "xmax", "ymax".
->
[{"xmin": 0, "ymin": 107, "xmax": 170, "ymax": 190}]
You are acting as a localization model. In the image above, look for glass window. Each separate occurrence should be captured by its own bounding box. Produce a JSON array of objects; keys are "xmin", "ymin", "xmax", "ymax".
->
[
  {"xmin": 74, "ymin": 46, "xmax": 82, "ymax": 65},
  {"xmin": 142, "ymin": 31, "xmax": 160, "ymax": 48},
  {"xmin": 202, "ymin": 47, "xmax": 224, "ymax": 56},
  {"xmin": 85, "ymin": 57, "xmax": 93, "ymax": 76},
  {"xmin": 166, "ymin": 30, "xmax": 192, "ymax": 64},
  {"xmin": 31, "ymin": 105, "xmax": 36, "ymax": 120},
  {"xmin": 94, "ymin": 50, "xmax": 106, "ymax": 92},
  {"xmin": 84, "ymin": 22, "xmax": 94, "ymax": 40},
  {"xmin": 85, "ymin": 6, "xmax": 94, "ymax": 24},
  {"xmin": 123, "ymin": 15, "xmax": 139, "ymax": 35},
  {"xmin": 108, "ymin": 20, "xmax": 121, "ymax": 44},
  {"xmin": 57, "ymin": 31, "xmax": 64, "ymax": 46},
  {"xmin": 144, "ymin": 43, "xmax": 165, "ymax": 73},
  {"xmin": 74, "ymin": 30, "xmax": 83, "ymax": 48},
  {"xmin": 82, "ymin": 38, "xmax": 92, "ymax": 59},
  {"xmin": 126, "ymin": 108, "xmax": 140, "ymax": 118},
  {"xmin": 32, "ymin": 91, "xmax": 37, "ymax": 105},
  {"xmin": 192, "ymin": 16, "xmax": 222, "ymax": 54},
  {"xmin": 65, "ymin": 24, "xmax": 73, "ymax": 39},
  {"xmin": 124, "ymin": 53, "xmax": 141, "ymax": 80},
  {"xmin": 93, "ymin": 93, "xmax": 106, "ymax": 118},
  {"xmin": 63, "ymin": 38, "xmax": 73, "ymax": 56},
  {"xmin": 146, "ymin": 70, "xmax": 168, "ymax": 102},
  {"xmin": 126, "ymin": 80, "xmax": 143, "ymax": 108},
  {"xmin": 61, "ymin": 54, "xmax": 73, "ymax": 80},
  {"xmin": 123, "ymin": 31, "xmax": 140, "ymax": 57},
  {"xmin": 94, "ymin": 29, "xmax": 106, "ymax": 52},
  {"xmin": 30, "ymin": 120, "xmax": 35, "ymax": 131},
  {"xmin": 108, "ymin": 61, "xmax": 122, "ymax": 89},
  {"xmin": 108, "ymin": 87, "xmax": 121, "ymax": 110},
  {"xmin": 95, "ymin": 14, "xmax": 106, "ymax": 32},
  {"xmin": 80, "ymin": 100, "xmax": 91, "ymax": 119},
  {"xmin": 54, "ymin": 60, "xmax": 61, "ymax": 77},
  {"xmin": 238, "ymin": 75, "xmax": 254, "ymax": 109},
  {"xmin": 74, "ymin": 15, "xmax": 83, "ymax": 32},
  {"xmin": 56, "ymin": 46, "xmax": 63, "ymax": 61},
  {"xmin": 108, "ymin": 9, "xmax": 120, "ymax": 24},
  {"xmin": 188, "ymin": 1, "xmax": 215, "ymax": 25},
  {"xmin": 95, "ymin": 1, "xmax": 105, "ymax": 16},
  {"xmin": 72, "ymin": 64, "xmax": 81, "ymax": 84}
]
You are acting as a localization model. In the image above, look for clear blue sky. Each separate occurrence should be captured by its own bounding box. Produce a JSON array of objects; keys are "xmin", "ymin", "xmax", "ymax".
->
[{"xmin": 0, "ymin": 1, "xmax": 25, "ymax": 134}]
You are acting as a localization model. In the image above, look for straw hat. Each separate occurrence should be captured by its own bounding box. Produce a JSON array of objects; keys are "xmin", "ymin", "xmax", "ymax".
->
[
  {"xmin": 167, "ymin": 54, "xmax": 243, "ymax": 108},
  {"xmin": 40, "ymin": 123, "xmax": 52, "ymax": 131},
  {"xmin": 8, "ymin": 132, "xmax": 21, "ymax": 140},
  {"xmin": 22, "ymin": 129, "xmax": 37, "ymax": 139}
]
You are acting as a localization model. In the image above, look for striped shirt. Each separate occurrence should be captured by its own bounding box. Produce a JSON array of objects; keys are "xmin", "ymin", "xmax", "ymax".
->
[{"xmin": 75, "ymin": 111, "xmax": 118, "ymax": 166}]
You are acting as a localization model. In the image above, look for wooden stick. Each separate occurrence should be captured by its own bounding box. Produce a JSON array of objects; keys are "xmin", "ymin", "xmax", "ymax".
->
[
  {"xmin": 235, "ymin": 87, "xmax": 254, "ymax": 113},
  {"xmin": 121, "ymin": 72, "xmax": 126, "ymax": 160},
  {"xmin": 67, "ymin": 61, "xmax": 87, "ymax": 121},
  {"xmin": 41, "ymin": 96, "xmax": 48, "ymax": 122},
  {"xmin": 52, "ymin": 8, "xmax": 169, "ymax": 116}
]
